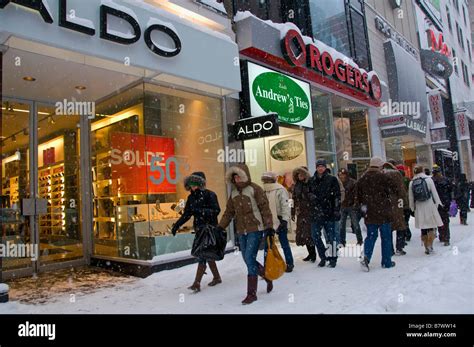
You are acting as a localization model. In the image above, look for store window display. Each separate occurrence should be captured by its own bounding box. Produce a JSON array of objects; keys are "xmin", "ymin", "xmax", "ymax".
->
[{"xmin": 90, "ymin": 84, "xmax": 227, "ymax": 261}]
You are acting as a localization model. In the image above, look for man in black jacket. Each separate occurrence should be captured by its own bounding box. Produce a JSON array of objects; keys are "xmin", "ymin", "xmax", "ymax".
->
[
  {"xmin": 309, "ymin": 159, "xmax": 342, "ymax": 268},
  {"xmin": 171, "ymin": 172, "xmax": 221, "ymax": 292},
  {"xmin": 432, "ymin": 166, "xmax": 453, "ymax": 246}
]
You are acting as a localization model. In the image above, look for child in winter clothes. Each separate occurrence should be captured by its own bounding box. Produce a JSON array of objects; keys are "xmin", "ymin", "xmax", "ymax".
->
[{"xmin": 261, "ymin": 172, "xmax": 294, "ymax": 272}]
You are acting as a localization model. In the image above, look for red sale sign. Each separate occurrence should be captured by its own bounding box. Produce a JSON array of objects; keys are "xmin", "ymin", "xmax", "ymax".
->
[{"xmin": 110, "ymin": 132, "xmax": 176, "ymax": 194}]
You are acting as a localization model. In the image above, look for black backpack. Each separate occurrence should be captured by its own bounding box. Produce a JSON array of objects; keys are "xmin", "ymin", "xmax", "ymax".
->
[{"xmin": 412, "ymin": 177, "xmax": 431, "ymax": 202}]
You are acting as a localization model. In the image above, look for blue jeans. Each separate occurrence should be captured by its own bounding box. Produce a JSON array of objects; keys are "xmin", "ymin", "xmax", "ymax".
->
[
  {"xmin": 311, "ymin": 221, "xmax": 339, "ymax": 262},
  {"xmin": 364, "ymin": 223, "xmax": 393, "ymax": 268},
  {"xmin": 238, "ymin": 231, "xmax": 263, "ymax": 276},
  {"xmin": 264, "ymin": 225, "xmax": 294, "ymax": 266},
  {"xmin": 340, "ymin": 207, "xmax": 363, "ymax": 244}
]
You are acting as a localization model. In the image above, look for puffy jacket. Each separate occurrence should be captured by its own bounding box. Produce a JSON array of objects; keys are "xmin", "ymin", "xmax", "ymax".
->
[
  {"xmin": 218, "ymin": 164, "xmax": 273, "ymax": 234},
  {"xmin": 341, "ymin": 177, "xmax": 357, "ymax": 208},
  {"xmin": 173, "ymin": 188, "xmax": 220, "ymax": 231},
  {"xmin": 263, "ymin": 182, "xmax": 290, "ymax": 229},
  {"xmin": 308, "ymin": 171, "xmax": 341, "ymax": 222}
]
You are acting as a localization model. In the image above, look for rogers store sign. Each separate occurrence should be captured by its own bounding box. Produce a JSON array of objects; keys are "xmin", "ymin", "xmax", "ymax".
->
[{"xmin": 281, "ymin": 30, "xmax": 382, "ymax": 103}]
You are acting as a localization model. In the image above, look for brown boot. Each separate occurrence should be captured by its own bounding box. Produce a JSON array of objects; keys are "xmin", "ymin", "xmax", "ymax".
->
[
  {"xmin": 257, "ymin": 262, "xmax": 273, "ymax": 293},
  {"xmin": 427, "ymin": 230, "xmax": 436, "ymax": 253},
  {"xmin": 188, "ymin": 263, "xmax": 207, "ymax": 293},
  {"xmin": 421, "ymin": 234, "xmax": 430, "ymax": 254},
  {"xmin": 207, "ymin": 261, "xmax": 222, "ymax": 287},
  {"xmin": 241, "ymin": 275, "xmax": 258, "ymax": 305}
]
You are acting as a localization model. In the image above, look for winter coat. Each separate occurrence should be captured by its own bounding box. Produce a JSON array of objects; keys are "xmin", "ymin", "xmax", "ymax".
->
[
  {"xmin": 341, "ymin": 177, "xmax": 357, "ymax": 208},
  {"xmin": 218, "ymin": 164, "xmax": 273, "ymax": 234},
  {"xmin": 292, "ymin": 167, "xmax": 313, "ymax": 246},
  {"xmin": 354, "ymin": 167, "xmax": 394, "ymax": 225},
  {"xmin": 308, "ymin": 171, "xmax": 341, "ymax": 222},
  {"xmin": 383, "ymin": 165, "xmax": 408, "ymax": 231},
  {"xmin": 408, "ymin": 173, "xmax": 443, "ymax": 229},
  {"xmin": 432, "ymin": 175, "xmax": 454, "ymax": 209},
  {"xmin": 263, "ymin": 182, "xmax": 290, "ymax": 230},
  {"xmin": 173, "ymin": 187, "xmax": 221, "ymax": 232},
  {"xmin": 455, "ymin": 180, "xmax": 470, "ymax": 211}
]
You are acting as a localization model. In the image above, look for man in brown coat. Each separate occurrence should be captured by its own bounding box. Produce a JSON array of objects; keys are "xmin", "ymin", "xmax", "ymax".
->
[
  {"xmin": 218, "ymin": 163, "xmax": 275, "ymax": 305},
  {"xmin": 382, "ymin": 161, "xmax": 409, "ymax": 256},
  {"xmin": 355, "ymin": 157, "xmax": 396, "ymax": 271}
]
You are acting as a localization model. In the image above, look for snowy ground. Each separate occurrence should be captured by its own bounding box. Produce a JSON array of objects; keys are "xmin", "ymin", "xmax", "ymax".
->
[{"xmin": 1, "ymin": 212, "xmax": 473, "ymax": 314}]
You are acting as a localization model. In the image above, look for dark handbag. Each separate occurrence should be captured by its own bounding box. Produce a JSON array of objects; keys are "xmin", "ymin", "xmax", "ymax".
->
[{"xmin": 191, "ymin": 225, "xmax": 227, "ymax": 261}]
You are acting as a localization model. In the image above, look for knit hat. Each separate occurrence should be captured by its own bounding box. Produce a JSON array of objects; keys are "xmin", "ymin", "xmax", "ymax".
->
[
  {"xmin": 432, "ymin": 165, "xmax": 441, "ymax": 174},
  {"xmin": 316, "ymin": 159, "xmax": 327, "ymax": 168},
  {"xmin": 261, "ymin": 171, "xmax": 277, "ymax": 183},
  {"xmin": 369, "ymin": 156, "xmax": 384, "ymax": 168}
]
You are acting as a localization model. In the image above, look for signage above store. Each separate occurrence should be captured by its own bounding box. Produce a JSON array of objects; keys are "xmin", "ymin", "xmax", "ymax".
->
[
  {"xmin": 246, "ymin": 62, "xmax": 313, "ymax": 128},
  {"xmin": 0, "ymin": 0, "xmax": 181, "ymax": 57},
  {"xmin": 455, "ymin": 111, "xmax": 471, "ymax": 141},
  {"xmin": 427, "ymin": 29, "xmax": 450, "ymax": 57},
  {"xmin": 281, "ymin": 29, "xmax": 382, "ymax": 103},
  {"xmin": 375, "ymin": 16, "xmax": 418, "ymax": 60},
  {"xmin": 230, "ymin": 113, "xmax": 279, "ymax": 141}
]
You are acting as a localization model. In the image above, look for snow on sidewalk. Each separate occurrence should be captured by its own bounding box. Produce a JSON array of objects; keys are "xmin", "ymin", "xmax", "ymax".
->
[{"xmin": 1, "ymin": 215, "xmax": 473, "ymax": 314}]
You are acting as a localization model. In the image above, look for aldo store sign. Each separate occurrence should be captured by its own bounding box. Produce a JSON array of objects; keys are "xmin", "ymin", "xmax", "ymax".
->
[
  {"xmin": 247, "ymin": 62, "xmax": 313, "ymax": 128},
  {"xmin": 0, "ymin": 0, "xmax": 181, "ymax": 57},
  {"xmin": 230, "ymin": 114, "xmax": 279, "ymax": 142},
  {"xmin": 0, "ymin": 0, "xmax": 241, "ymax": 92}
]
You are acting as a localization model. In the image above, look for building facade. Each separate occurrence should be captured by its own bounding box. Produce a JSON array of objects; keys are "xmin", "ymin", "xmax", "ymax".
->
[{"xmin": 0, "ymin": 0, "xmax": 242, "ymax": 279}]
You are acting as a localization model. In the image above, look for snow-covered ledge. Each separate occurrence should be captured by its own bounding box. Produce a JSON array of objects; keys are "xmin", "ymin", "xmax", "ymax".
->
[{"xmin": 0, "ymin": 283, "xmax": 9, "ymax": 303}]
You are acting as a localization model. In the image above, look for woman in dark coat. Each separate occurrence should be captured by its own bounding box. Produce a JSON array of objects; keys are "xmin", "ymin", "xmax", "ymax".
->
[
  {"xmin": 171, "ymin": 172, "xmax": 221, "ymax": 292},
  {"xmin": 455, "ymin": 174, "xmax": 470, "ymax": 225},
  {"xmin": 292, "ymin": 166, "xmax": 316, "ymax": 262}
]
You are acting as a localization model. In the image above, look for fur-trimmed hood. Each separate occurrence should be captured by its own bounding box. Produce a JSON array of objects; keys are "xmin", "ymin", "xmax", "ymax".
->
[
  {"xmin": 184, "ymin": 173, "xmax": 206, "ymax": 191},
  {"xmin": 292, "ymin": 166, "xmax": 311, "ymax": 183},
  {"xmin": 225, "ymin": 163, "xmax": 251, "ymax": 187}
]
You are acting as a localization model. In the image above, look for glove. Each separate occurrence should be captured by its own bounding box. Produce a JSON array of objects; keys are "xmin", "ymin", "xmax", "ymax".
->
[
  {"xmin": 265, "ymin": 228, "xmax": 276, "ymax": 237},
  {"xmin": 277, "ymin": 216, "xmax": 288, "ymax": 230},
  {"xmin": 410, "ymin": 210, "xmax": 415, "ymax": 217},
  {"xmin": 333, "ymin": 210, "xmax": 341, "ymax": 221}
]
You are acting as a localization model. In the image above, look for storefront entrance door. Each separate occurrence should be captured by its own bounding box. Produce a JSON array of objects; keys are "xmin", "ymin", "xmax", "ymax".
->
[{"xmin": 1, "ymin": 99, "xmax": 88, "ymax": 278}]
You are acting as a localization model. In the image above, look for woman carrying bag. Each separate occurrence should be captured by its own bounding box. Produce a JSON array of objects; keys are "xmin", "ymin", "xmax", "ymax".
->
[{"xmin": 171, "ymin": 172, "xmax": 221, "ymax": 293}]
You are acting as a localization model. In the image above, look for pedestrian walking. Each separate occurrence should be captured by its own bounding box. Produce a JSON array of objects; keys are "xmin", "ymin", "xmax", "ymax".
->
[
  {"xmin": 382, "ymin": 161, "xmax": 408, "ymax": 256},
  {"xmin": 261, "ymin": 171, "xmax": 294, "ymax": 273},
  {"xmin": 308, "ymin": 159, "xmax": 342, "ymax": 268},
  {"xmin": 292, "ymin": 166, "xmax": 316, "ymax": 262},
  {"xmin": 337, "ymin": 168, "xmax": 363, "ymax": 246},
  {"xmin": 171, "ymin": 172, "xmax": 222, "ymax": 292},
  {"xmin": 355, "ymin": 156, "xmax": 396, "ymax": 271},
  {"xmin": 408, "ymin": 166, "xmax": 443, "ymax": 255},
  {"xmin": 217, "ymin": 164, "xmax": 275, "ymax": 305},
  {"xmin": 432, "ymin": 166, "xmax": 454, "ymax": 246},
  {"xmin": 397, "ymin": 165, "xmax": 412, "ymax": 242},
  {"xmin": 455, "ymin": 174, "xmax": 470, "ymax": 225}
]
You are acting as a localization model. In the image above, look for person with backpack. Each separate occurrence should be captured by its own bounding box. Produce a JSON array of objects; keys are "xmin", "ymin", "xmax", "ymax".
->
[
  {"xmin": 261, "ymin": 171, "xmax": 294, "ymax": 273},
  {"xmin": 432, "ymin": 166, "xmax": 454, "ymax": 246},
  {"xmin": 408, "ymin": 165, "xmax": 443, "ymax": 255},
  {"xmin": 217, "ymin": 164, "xmax": 274, "ymax": 305},
  {"xmin": 455, "ymin": 174, "xmax": 470, "ymax": 225},
  {"xmin": 171, "ymin": 172, "xmax": 221, "ymax": 292}
]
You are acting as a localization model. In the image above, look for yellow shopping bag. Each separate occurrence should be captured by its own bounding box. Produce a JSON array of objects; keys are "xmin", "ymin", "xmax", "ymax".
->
[{"xmin": 264, "ymin": 235, "xmax": 286, "ymax": 281}]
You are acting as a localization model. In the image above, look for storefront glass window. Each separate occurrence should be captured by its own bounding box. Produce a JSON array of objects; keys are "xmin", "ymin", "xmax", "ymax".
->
[
  {"xmin": 308, "ymin": 0, "xmax": 351, "ymax": 58},
  {"xmin": 90, "ymin": 83, "xmax": 227, "ymax": 261},
  {"xmin": 1, "ymin": 100, "xmax": 31, "ymax": 271},
  {"xmin": 332, "ymin": 96, "xmax": 371, "ymax": 177}
]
